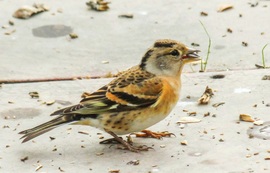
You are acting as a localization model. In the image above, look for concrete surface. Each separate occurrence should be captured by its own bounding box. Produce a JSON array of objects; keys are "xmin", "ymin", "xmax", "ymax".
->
[{"xmin": 1, "ymin": 0, "xmax": 270, "ymax": 173}]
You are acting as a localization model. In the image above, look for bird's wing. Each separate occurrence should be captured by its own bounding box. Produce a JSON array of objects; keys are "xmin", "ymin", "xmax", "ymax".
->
[{"xmin": 50, "ymin": 70, "xmax": 163, "ymax": 116}]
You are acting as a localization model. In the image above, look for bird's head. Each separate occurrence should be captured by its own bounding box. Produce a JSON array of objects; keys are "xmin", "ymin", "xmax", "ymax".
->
[{"xmin": 140, "ymin": 39, "xmax": 200, "ymax": 77}]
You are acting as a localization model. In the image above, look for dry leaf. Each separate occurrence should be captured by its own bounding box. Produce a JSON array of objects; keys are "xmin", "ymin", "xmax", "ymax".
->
[
  {"xmin": 217, "ymin": 4, "xmax": 233, "ymax": 12},
  {"xmin": 198, "ymin": 86, "xmax": 214, "ymax": 104},
  {"xmin": 86, "ymin": 0, "xmax": 110, "ymax": 11},
  {"xmin": 13, "ymin": 3, "xmax": 49, "ymax": 19},
  {"xmin": 177, "ymin": 117, "xmax": 201, "ymax": 124},
  {"xmin": 239, "ymin": 114, "xmax": 254, "ymax": 122}
]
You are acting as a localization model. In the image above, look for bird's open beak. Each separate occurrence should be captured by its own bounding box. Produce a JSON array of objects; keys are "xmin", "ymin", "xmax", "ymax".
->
[{"xmin": 182, "ymin": 48, "xmax": 201, "ymax": 62}]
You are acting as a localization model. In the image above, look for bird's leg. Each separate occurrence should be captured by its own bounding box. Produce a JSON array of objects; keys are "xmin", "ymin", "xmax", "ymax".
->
[
  {"xmin": 99, "ymin": 137, "xmax": 123, "ymax": 144},
  {"xmin": 135, "ymin": 130, "xmax": 175, "ymax": 139},
  {"xmin": 104, "ymin": 129, "xmax": 152, "ymax": 152}
]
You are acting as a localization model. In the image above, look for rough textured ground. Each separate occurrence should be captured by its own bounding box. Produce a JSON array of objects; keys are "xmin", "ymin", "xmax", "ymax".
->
[{"xmin": 1, "ymin": 0, "xmax": 270, "ymax": 173}]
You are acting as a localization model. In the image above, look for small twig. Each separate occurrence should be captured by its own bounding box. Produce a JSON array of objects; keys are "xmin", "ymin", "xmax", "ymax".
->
[
  {"xmin": 199, "ymin": 20, "xmax": 211, "ymax": 72},
  {"xmin": 0, "ymin": 76, "xmax": 100, "ymax": 84}
]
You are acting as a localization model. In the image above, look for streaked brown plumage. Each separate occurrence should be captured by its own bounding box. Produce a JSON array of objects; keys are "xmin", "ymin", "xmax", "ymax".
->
[{"xmin": 19, "ymin": 39, "xmax": 200, "ymax": 152}]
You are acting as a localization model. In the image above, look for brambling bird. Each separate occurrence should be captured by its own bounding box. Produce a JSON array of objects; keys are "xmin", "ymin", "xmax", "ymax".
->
[{"xmin": 19, "ymin": 39, "xmax": 200, "ymax": 152}]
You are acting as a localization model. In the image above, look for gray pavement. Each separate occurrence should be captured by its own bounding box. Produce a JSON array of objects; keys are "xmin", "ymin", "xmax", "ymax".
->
[{"xmin": 1, "ymin": 0, "xmax": 270, "ymax": 173}]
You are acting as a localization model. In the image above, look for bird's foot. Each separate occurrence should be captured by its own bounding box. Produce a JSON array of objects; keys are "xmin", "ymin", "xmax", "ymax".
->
[
  {"xmin": 134, "ymin": 130, "xmax": 175, "ymax": 139},
  {"xmin": 103, "ymin": 129, "xmax": 152, "ymax": 152}
]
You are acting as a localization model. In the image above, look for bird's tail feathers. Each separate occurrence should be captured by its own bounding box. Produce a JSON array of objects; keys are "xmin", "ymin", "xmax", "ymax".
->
[{"xmin": 19, "ymin": 114, "xmax": 75, "ymax": 143}]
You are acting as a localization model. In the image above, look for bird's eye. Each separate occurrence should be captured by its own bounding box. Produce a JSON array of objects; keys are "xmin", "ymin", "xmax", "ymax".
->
[{"xmin": 170, "ymin": 50, "xmax": 180, "ymax": 56}]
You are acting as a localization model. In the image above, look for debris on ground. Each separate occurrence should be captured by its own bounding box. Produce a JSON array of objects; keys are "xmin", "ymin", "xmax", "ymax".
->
[
  {"xmin": 198, "ymin": 86, "xmax": 214, "ymax": 104},
  {"xmin": 45, "ymin": 100, "xmax": 55, "ymax": 106},
  {"xmin": 20, "ymin": 156, "xmax": 28, "ymax": 162},
  {"xmin": 242, "ymin": 41, "xmax": 248, "ymax": 47},
  {"xmin": 239, "ymin": 114, "xmax": 255, "ymax": 122},
  {"xmin": 69, "ymin": 33, "xmax": 78, "ymax": 39},
  {"xmin": 127, "ymin": 160, "xmax": 140, "ymax": 165},
  {"xmin": 180, "ymin": 140, "xmax": 188, "ymax": 145},
  {"xmin": 212, "ymin": 102, "xmax": 225, "ymax": 107},
  {"xmin": 86, "ymin": 0, "xmax": 110, "ymax": 11},
  {"xmin": 217, "ymin": 4, "xmax": 233, "ymax": 12},
  {"xmin": 177, "ymin": 117, "xmax": 201, "ymax": 124},
  {"xmin": 200, "ymin": 11, "xmax": 208, "ymax": 16},
  {"xmin": 13, "ymin": 3, "xmax": 49, "ymax": 19},
  {"xmin": 4, "ymin": 29, "xmax": 16, "ymax": 35},
  {"xmin": 29, "ymin": 91, "xmax": 39, "ymax": 98},
  {"xmin": 118, "ymin": 14, "xmax": 134, "ymax": 18},
  {"xmin": 253, "ymin": 120, "xmax": 264, "ymax": 126},
  {"xmin": 262, "ymin": 75, "xmax": 270, "ymax": 80}
]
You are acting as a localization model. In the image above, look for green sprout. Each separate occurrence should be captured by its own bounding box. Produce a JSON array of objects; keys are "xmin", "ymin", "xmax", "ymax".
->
[
  {"xmin": 262, "ymin": 43, "xmax": 268, "ymax": 68},
  {"xmin": 199, "ymin": 21, "xmax": 211, "ymax": 72}
]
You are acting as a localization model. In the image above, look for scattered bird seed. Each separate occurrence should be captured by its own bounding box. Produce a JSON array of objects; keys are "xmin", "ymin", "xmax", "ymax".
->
[
  {"xmin": 69, "ymin": 33, "xmax": 78, "ymax": 39},
  {"xmin": 212, "ymin": 102, "xmax": 225, "ymax": 107},
  {"xmin": 191, "ymin": 42, "xmax": 200, "ymax": 47},
  {"xmin": 239, "ymin": 114, "xmax": 254, "ymax": 122},
  {"xmin": 180, "ymin": 140, "xmax": 188, "ymax": 145},
  {"xmin": 177, "ymin": 117, "xmax": 201, "ymax": 124},
  {"xmin": 20, "ymin": 156, "xmax": 28, "ymax": 162},
  {"xmin": 210, "ymin": 74, "xmax": 225, "ymax": 79},
  {"xmin": 253, "ymin": 120, "xmax": 264, "ymax": 126},
  {"xmin": 78, "ymin": 131, "xmax": 89, "ymax": 135},
  {"xmin": 96, "ymin": 152, "xmax": 104, "ymax": 156},
  {"xmin": 127, "ymin": 160, "xmax": 140, "ymax": 165},
  {"xmin": 118, "ymin": 14, "xmax": 133, "ymax": 18},
  {"xmin": 9, "ymin": 20, "xmax": 14, "ymax": 25},
  {"xmin": 227, "ymin": 28, "xmax": 233, "ymax": 33},
  {"xmin": 4, "ymin": 29, "xmax": 16, "ymax": 35},
  {"xmin": 109, "ymin": 170, "xmax": 120, "ymax": 173},
  {"xmin": 58, "ymin": 167, "xmax": 65, "ymax": 172},
  {"xmin": 200, "ymin": 11, "xmax": 208, "ymax": 16},
  {"xmin": 29, "ymin": 91, "xmax": 39, "ymax": 98},
  {"xmin": 46, "ymin": 100, "xmax": 55, "ymax": 105},
  {"xmin": 265, "ymin": 156, "xmax": 270, "ymax": 160},
  {"xmin": 217, "ymin": 4, "xmax": 233, "ymax": 12},
  {"xmin": 242, "ymin": 41, "xmax": 248, "ymax": 47},
  {"xmin": 262, "ymin": 75, "xmax": 270, "ymax": 80},
  {"xmin": 35, "ymin": 164, "xmax": 43, "ymax": 172}
]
